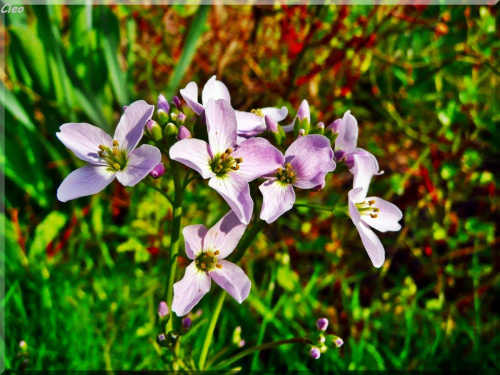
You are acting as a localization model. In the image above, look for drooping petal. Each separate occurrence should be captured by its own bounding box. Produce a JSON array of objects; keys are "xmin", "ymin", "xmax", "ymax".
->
[
  {"xmin": 296, "ymin": 99, "xmax": 310, "ymax": 122},
  {"xmin": 57, "ymin": 164, "xmax": 116, "ymax": 202},
  {"xmin": 183, "ymin": 225, "xmax": 208, "ymax": 260},
  {"xmin": 172, "ymin": 262, "xmax": 211, "ymax": 316},
  {"xmin": 202, "ymin": 75, "xmax": 231, "ymax": 107},
  {"xmin": 361, "ymin": 197, "xmax": 403, "ymax": 233},
  {"xmin": 114, "ymin": 100, "xmax": 155, "ymax": 154},
  {"xmin": 116, "ymin": 144, "xmax": 161, "ymax": 186},
  {"xmin": 335, "ymin": 110, "xmax": 358, "ymax": 153},
  {"xmin": 350, "ymin": 152, "xmax": 379, "ymax": 194},
  {"xmin": 205, "ymin": 99, "xmax": 237, "ymax": 155},
  {"xmin": 284, "ymin": 134, "xmax": 332, "ymax": 161},
  {"xmin": 290, "ymin": 147, "xmax": 335, "ymax": 189},
  {"xmin": 354, "ymin": 221, "xmax": 385, "ymax": 268},
  {"xmin": 235, "ymin": 111, "xmax": 265, "ymax": 135},
  {"xmin": 208, "ymin": 173, "xmax": 253, "ymax": 225},
  {"xmin": 203, "ymin": 211, "xmax": 247, "ymax": 259},
  {"xmin": 262, "ymin": 106, "xmax": 288, "ymax": 122},
  {"xmin": 232, "ymin": 138, "xmax": 284, "ymax": 182},
  {"xmin": 56, "ymin": 123, "xmax": 113, "ymax": 164},
  {"xmin": 210, "ymin": 260, "xmax": 251, "ymax": 303},
  {"xmin": 180, "ymin": 81, "xmax": 205, "ymax": 115},
  {"xmin": 259, "ymin": 179, "xmax": 296, "ymax": 224},
  {"xmin": 169, "ymin": 139, "xmax": 214, "ymax": 179}
]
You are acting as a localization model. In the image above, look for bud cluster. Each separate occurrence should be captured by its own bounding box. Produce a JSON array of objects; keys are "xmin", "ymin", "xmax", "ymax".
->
[{"xmin": 308, "ymin": 318, "xmax": 343, "ymax": 360}]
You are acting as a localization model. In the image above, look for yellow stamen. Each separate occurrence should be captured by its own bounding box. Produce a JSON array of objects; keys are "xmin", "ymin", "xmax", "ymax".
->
[
  {"xmin": 370, "ymin": 213, "xmax": 378, "ymax": 218},
  {"xmin": 216, "ymin": 264, "xmax": 222, "ymax": 269},
  {"xmin": 113, "ymin": 140, "xmax": 119, "ymax": 147},
  {"xmin": 214, "ymin": 250, "xmax": 220, "ymax": 256}
]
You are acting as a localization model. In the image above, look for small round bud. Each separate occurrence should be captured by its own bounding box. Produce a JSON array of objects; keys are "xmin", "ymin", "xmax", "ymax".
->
[
  {"xmin": 171, "ymin": 96, "xmax": 181, "ymax": 109},
  {"xmin": 182, "ymin": 317, "xmax": 192, "ymax": 331},
  {"xmin": 157, "ymin": 333, "xmax": 167, "ymax": 347},
  {"xmin": 157, "ymin": 94, "xmax": 170, "ymax": 113},
  {"xmin": 310, "ymin": 346, "xmax": 321, "ymax": 360},
  {"xmin": 146, "ymin": 119, "xmax": 158, "ymax": 131},
  {"xmin": 265, "ymin": 115, "xmax": 279, "ymax": 134},
  {"xmin": 332, "ymin": 335, "xmax": 344, "ymax": 348},
  {"xmin": 19, "ymin": 341, "xmax": 28, "ymax": 350},
  {"xmin": 297, "ymin": 128, "xmax": 305, "ymax": 138},
  {"xmin": 177, "ymin": 126, "xmax": 192, "ymax": 140},
  {"xmin": 158, "ymin": 301, "xmax": 169, "ymax": 318},
  {"xmin": 177, "ymin": 112, "xmax": 186, "ymax": 123},
  {"xmin": 318, "ymin": 335, "xmax": 326, "ymax": 344},
  {"xmin": 316, "ymin": 318, "xmax": 329, "ymax": 331},
  {"xmin": 164, "ymin": 122, "xmax": 178, "ymax": 137},
  {"xmin": 157, "ymin": 109, "xmax": 170, "ymax": 127},
  {"xmin": 238, "ymin": 339, "xmax": 245, "ymax": 348},
  {"xmin": 150, "ymin": 163, "xmax": 166, "ymax": 179}
]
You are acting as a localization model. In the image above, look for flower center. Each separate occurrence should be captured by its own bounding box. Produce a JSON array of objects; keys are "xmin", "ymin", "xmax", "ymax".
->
[
  {"xmin": 195, "ymin": 250, "xmax": 223, "ymax": 272},
  {"xmin": 251, "ymin": 108, "xmax": 264, "ymax": 118},
  {"xmin": 210, "ymin": 148, "xmax": 243, "ymax": 176},
  {"xmin": 275, "ymin": 163, "xmax": 295, "ymax": 185},
  {"xmin": 355, "ymin": 200, "xmax": 380, "ymax": 218},
  {"xmin": 98, "ymin": 140, "xmax": 128, "ymax": 171}
]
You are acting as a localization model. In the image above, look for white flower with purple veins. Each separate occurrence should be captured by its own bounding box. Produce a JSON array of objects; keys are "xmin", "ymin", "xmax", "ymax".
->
[
  {"xmin": 170, "ymin": 99, "xmax": 283, "ymax": 224},
  {"xmin": 259, "ymin": 135, "xmax": 336, "ymax": 223},
  {"xmin": 56, "ymin": 101, "xmax": 161, "ymax": 202},
  {"xmin": 172, "ymin": 211, "xmax": 251, "ymax": 316},
  {"xmin": 180, "ymin": 75, "xmax": 287, "ymax": 141},
  {"xmin": 348, "ymin": 154, "xmax": 403, "ymax": 268}
]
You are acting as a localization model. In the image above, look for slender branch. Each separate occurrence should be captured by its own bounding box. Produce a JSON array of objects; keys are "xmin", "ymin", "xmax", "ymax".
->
[
  {"xmin": 231, "ymin": 219, "xmax": 266, "ymax": 264},
  {"xmin": 294, "ymin": 203, "xmax": 334, "ymax": 212},
  {"xmin": 198, "ymin": 291, "xmax": 226, "ymax": 370},
  {"xmin": 211, "ymin": 337, "xmax": 312, "ymax": 371},
  {"xmin": 143, "ymin": 179, "xmax": 174, "ymax": 206}
]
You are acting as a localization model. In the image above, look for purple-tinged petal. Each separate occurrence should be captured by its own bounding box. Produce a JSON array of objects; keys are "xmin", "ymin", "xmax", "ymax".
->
[
  {"xmin": 265, "ymin": 115, "xmax": 279, "ymax": 134},
  {"xmin": 281, "ymin": 122, "xmax": 294, "ymax": 133},
  {"xmin": 183, "ymin": 224, "xmax": 208, "ymax": 260},
  {"xmin": 259, "ymin": 179, "xmax": 296, "ymax": 224},
  {"xmin": 56, "ymin": 123, "xmax": 112, "ymax": 164},
  {"xmin": 57, "ymin": 164, "xmax": 116, "ymax": 202},
  {"xmin": 205, "ymin": 99, "xmax": 237, "ymax": 155},
  {"xmin": 290, "ymin": 146, "xmax": 335, "ymax": 189},
  {"xmin": 237, "ymin": 135, "xmax": 249, "ymax": 145},
  {"xmin": 232, "ymin": 138, "xmax": 284, "ymax": 182},
  {"xmin": 177, "ymin": 126, "xmax": 192, "ymax": 140},
  {"xmin": 203, "ymin": 211, "xmax": 247, "ymax": 259},
  {"xmin": 235, "ymin": 111, "xmax": 264, "ymax": 135},
  {"xmin": 361, "ymin": 197, "xmax": 403, "ymax": 233},
  {"xmin": 116, "ymin": 144, "xmax": 161, "ymax": 186},
  {"xmin": 296, "ymin": 99, "xmax": 310, "ymax": 122},
  {"xmin": 349, "ymin": 148, "xmax": 383, "ymax": 174},
  {"xmin": 158, "ymin": 301, "xmax": 169, "ymax": 318},
  {"xmin": 262, "ymin": 106, "xmax": 288, "ymax": 122},
  {"xmin": 284, "ymin": 134, "xmax": 332, "ymax": 161},
  {"xmin": 348, "ymin": 187, "xmax": 366, "ymax": 223},
  {"xmin": 350, "ymin": 152, "xmax": 379, "ymax": 194},
  {"xmin": 180, "ymin": 81, "xmax": 205, "ymax": 115},
  {"xmin": 208, "ymin": 173, "xmax": 253, "ymax": 225},
  {"xmin": 149, "ymin": 163, "xmax": 166, "ymax": 179},
  {"xmin": 157, "ymin": 94, "xmax": 170, "ymax": 113},
  {"xmin": 169, "ymin": 139, "xmax": 214, "ymax": 179},
  {"xmin": 172, "ymin": 262, "xmax": 211, "ymax": 316},
  {"xmin": 326, "ymin": 118, "xmax": 341, "ymax": 134},
  {"xmin": 354, "ymin": 221, "xmax": 385, "ymax": 268},
  {"xmin": 335, "ymin": 110, "xmax": 358, "ymax": 153},
  {"xmin": 202, "ymin": 75, "xmax": 231, "ymax": 107},
  {"xmin": 210, "ymin": 260, "xmax": 251, "ymax": 303},
  {"xmin": 114, "ymin": 100, "xmax": 155, "ymax": 154}
]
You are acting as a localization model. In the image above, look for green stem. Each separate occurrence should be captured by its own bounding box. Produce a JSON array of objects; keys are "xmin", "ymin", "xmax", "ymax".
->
[
  {"xmin": 198, "ymin": 291, "xmax": 226, "ymax": 370},
  {"xmin": 143, "ymin": 179, "xmax": 174, "ymax": 206},
  {"xmin": 231, "ymin": 219, "xmax": 266, "ymax": 263},
  {"xmin": 294, "ymin": 203, "xmax": 334, "ymax": 212},
  {"xmin": 211, "ymin": 337, "xmax": 311, "ymax": 371}
]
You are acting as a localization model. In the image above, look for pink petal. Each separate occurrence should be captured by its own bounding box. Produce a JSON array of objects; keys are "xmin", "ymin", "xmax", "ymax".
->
[
  {"xmin": 284, "ymin": 134, "xmax": 332, "ymax": 161},
  {"xmin": 116, "ymin": 144, "xmax": 161, "ymax": 186},
  {"xmin": 202, "ymin": 75, "xmax": 231, "ymax": 107},
  {"xmin": 210, "ymin": 260, "xmax": 251, "ymax": 303},
  {"xmin": 335, "ymin": 110, "xmax": 358, "ymax": 153},
  {"xmin": 361, "ymin": 197, "xmax": 403, "ymax": 233},
  {"xmin": 205, "ymin": 99, "xmax": 237, "ymax": 155},
  {"xmin": 296, "ymin": 99, "xmax": 310, "ymax": 122},
  {"xmin": 172, "ymin": 262, "xmax": 212, "ymax": 316},
  {"xmin": 208, "ymin": 173, "xmax": 253, "ymax": 225},
  {"xmin": 57, "ymin": 164, "xmax": 116, "ymax": 202},
  {"xmin": 290, "ymin": 147, "xmax": 335, "ymax": 189},
  {"xmin": 232, "ymin": 138, "xmax": 284, "ymax": 182},
  {"xmin": 180, "ymin": 81, "xmax": 205, "ymax": 115},
  {"xmin": 203, "ymin": 211, "xmax": 247, "ymax": 259},
  {"xmin": 235, "ymin": 111, "xmax": 264, "ymax": 135},
  {"xmin": 56, "ymin": 123, "xmax": 113, "ymax": 164},
  {"xmin": 169, "ymin": 138, "xmax": 214, "ymax": 179},
  {"xmin": 262, "ymin": 106, "xmax": 288, "ymax": 122},
  {"xmin": 259, "ymin": 179, "xmax": 296, "ymax": 224},
  {"xmin": 350, "ymin": 152, "xmax": 379, "ymax": 194},
  {"xmin": 354, "ymin": 221, "xmax": 385, "ymax": 268},
  {"xmin": 183, "ymin": 225, "xmax": 208, "ymax": 260},
  {"xmin": 114, "ymin": 100, "xmax": 155, "ymax": 154}
]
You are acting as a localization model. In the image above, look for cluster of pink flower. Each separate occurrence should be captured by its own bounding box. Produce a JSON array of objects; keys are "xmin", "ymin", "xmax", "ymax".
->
[{"xmin": 56, "ymin": 75, "xmax": 402, "ymax": 321}]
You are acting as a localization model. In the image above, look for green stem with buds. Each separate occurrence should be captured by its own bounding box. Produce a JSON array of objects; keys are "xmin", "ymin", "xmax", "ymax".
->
[{"xmin": 211, "ymin": 337, "xmax": 312, "ymax": 371}]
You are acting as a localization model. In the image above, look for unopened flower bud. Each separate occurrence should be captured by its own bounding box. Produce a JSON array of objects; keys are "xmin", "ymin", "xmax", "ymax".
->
[
  {"xmin": 182, "ymin": 317, "xmax": 192, "ymax": 331},
  {"xmin": 177, "ymin": 112, "xmax": 186, "ymax": 124},
  {"xmin": 326, "ymin": 118, "xmax": 341, "ymax": 134},
  {"xmin": 314, "ymin": 122, "xmax": 325, "ymax": 135},
  {"xmin": 157, "ymin": 94, "xmax": 170, "ymax": 113},
  {"xmin": 238, "ymin": 339, "xmax": 245, "ymax": 348},
  {"xmin": 158, "ymin": 301, "xmax": 169, "ymax": 318},
  {"xmin": 157, "ymin": 333, "xmax": 167, "ymax": 347},
  {"xmin": 316, "ymin": 318, "xmax": 329, "ymax": 331},
  {"xmin": 319, "ymin": 344, "xmax": 328, "ymax": 353},
  {"xmin": 310, "ymin": 346, "xmax": 321, "ymax": 359},
  {"xmin": 331, "ymin": 335, "xmax": 344, "ymax": 347},
  {"xmin": 171, "ymin": 96, "xmax": 181, "ymax": 109},
  {"xmin": 177, "ymin": 126, "xmax": 192, "ymax": 140},
  {"xmin": 157, "ymin": 109, "xmax": 170, "ymax": 127},
  {"xmin": 150, "ymin": 163, "xmax": 166, "ymax": 179},
  {"xmin": 297, "ymin": 128, "xmax": 305, "ymax": 138},
  {"xmin": 265, "ymin": 115, "xmax": 279, "ymax": 134},
  {"xmin": 19, "ymin": 341, "xmax": 28, "ymax": 350},
  {"xmin": 164, "ymin": 123, "xmax": 178, "ymax": 137},
  {"xmin": 146, "ymin": 119, "xmax": 163, "ymax": 142}
]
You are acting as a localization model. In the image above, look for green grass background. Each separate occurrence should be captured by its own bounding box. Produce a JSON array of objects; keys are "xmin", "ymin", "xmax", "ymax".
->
[{"xmin": 3, "ymin": 4, "xmax": 498, "ymax": 371}]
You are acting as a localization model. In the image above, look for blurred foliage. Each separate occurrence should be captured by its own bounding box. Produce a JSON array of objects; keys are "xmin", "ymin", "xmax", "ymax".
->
[{"xmin": 3, "ymin": 4, "xmax": 498, "ymax": 372}]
